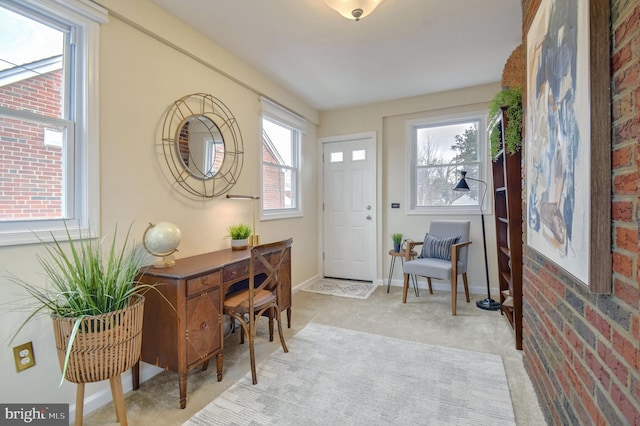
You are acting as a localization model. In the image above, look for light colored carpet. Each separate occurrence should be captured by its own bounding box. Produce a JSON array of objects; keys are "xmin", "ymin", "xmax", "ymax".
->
[
  {"xmin": 301, "ymin": 278, "xmax": 377, "ymax": 299},
  {"xmin": 184, "ymin": 323, "xmax": 516, "ymax": 426}
]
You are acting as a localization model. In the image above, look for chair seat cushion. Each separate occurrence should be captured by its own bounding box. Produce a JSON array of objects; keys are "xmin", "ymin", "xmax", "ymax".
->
[
  {"xmin": 223, "ymin": 289, "xmax": 276, "ymax": 313},
  {"xmin": 403, "ymin": 258, "xmax": 464, "ymax": 280},
  {"xmin": 419, "ymin": 233, "xmax": 461, "ymax": 260}
]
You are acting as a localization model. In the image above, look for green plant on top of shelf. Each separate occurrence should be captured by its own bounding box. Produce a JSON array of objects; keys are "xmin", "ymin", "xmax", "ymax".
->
[
  {"xmin": 392, "ymin": 233, "xmax": 403, "ymax": 245},
  {"xmin": 488, "ymin": 86, "xmax": 523, "ymax": 159}
]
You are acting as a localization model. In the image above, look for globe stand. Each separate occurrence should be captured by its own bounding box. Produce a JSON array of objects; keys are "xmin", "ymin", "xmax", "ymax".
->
[{"xmin": 153, "ymin": 255, "xmax": 176, "ymax": 268}]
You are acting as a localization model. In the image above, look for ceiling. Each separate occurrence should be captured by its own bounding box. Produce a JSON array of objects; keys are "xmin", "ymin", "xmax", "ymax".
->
[{"xmin": 151, "ymin": 0, "xmax": 523, "ymax": 111}]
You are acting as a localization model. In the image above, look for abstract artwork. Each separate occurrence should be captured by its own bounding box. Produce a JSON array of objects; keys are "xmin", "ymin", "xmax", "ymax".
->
[{"xmin": 525, "ymin": 0, "xmax": 610, "ymax": 291}]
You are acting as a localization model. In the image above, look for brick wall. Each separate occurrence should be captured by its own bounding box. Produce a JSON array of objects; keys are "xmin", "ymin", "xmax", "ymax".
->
[
  {"xmin": 262, "ymin": 143, "xmax": 285, "ymax": 209},
  {"xmin": 0, "ymin": 70, "xmax": 64, "ymax": 220},
  {"xmin": 521, "ymin": 0, "xmax": 640, "ymax": 424}
]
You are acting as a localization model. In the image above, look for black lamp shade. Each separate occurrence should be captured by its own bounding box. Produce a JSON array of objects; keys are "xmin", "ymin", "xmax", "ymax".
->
[{"xmin": 453, "ymin": 171, "xmax": 470, "ymax": 192}]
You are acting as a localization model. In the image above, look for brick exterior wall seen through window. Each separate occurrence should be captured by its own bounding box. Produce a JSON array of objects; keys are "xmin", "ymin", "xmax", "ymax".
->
[{"xmin": 0, "ymin": 70, "xmax": 64, "ymax": 220}]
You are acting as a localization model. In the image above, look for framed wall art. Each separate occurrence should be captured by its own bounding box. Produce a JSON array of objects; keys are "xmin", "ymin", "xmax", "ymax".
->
[{"xmin": 525, "ymin": 0, "xmax": 611, "ymax": 293}]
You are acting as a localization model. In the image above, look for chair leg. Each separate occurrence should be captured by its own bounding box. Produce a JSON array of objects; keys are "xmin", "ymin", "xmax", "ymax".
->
[
  {"xmin": 248, "ymin": 328, "xmax": 257, "ymax": 385},
  {"xmin": 402, "ymin": 273, "xmax": 410, "ymax": 303},
  {"xmin": 462, "ymin": 273, "xmax": 470, "ymax": 303},
  {"xmin": 427, "ymin": 277, "xmax": 433, "ymax": 294},
  {"xmin": 268, "ymin": 312, "xmax": 274, "ymax": 342},
  {"xmin": 451, "ymin": 273, "xmax": 458, "ymax": 316},
  {"xmin": 274, "ymin": 306, "xmax": 288, "ymax": 353},
  {"xmin": 247, "ymin": 312, "xmax": 257, "ymax": 385}
]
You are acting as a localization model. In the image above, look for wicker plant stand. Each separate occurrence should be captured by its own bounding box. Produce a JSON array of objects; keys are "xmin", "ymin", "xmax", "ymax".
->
[{"xmin": 52, "ymin": 294, "xmax": 144, "ymax": 426}]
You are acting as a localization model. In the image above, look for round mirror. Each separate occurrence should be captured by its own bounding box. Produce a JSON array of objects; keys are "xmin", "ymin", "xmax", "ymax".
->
[
  {"xmin": 177, "ymin": 115, "xmax": 225, "ymax": 180},
  {"xmin": 161, "ymin": 93, "xmax": 244, "ymax": 199}
]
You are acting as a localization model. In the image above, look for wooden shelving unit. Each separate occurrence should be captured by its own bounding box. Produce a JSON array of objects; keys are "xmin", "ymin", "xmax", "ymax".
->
[{"xmin": 491, "ymin": 107, "xmax": 523, "ymax": 350}]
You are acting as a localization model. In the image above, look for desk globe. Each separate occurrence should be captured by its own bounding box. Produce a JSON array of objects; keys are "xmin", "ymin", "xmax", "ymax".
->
[{"xmin": 143, "ymin": 222, "xmax": 182, "ymax": 268}]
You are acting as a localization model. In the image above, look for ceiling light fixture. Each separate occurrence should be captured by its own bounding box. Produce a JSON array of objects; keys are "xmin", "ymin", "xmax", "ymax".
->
[{"xmin": 324, "ymin": 0, "xmax": 384, "ymax": 21}]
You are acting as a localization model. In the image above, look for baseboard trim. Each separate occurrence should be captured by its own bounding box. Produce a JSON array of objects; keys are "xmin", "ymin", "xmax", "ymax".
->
[
  {"xmin": 293, "ymin": 274, "xmax": 321, "ymax": 292},
  {"xmin": 380, "ymin": 278, "xmax": 496, "ymax": 296}
]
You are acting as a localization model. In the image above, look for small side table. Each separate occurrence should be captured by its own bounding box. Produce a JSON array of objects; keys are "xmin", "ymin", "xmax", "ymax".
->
[{"xmin": 387, "ymin": 249, "xmax": 419, "ymax": 296}]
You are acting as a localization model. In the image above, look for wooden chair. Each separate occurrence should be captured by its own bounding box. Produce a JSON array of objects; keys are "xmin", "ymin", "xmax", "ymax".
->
[
  {"xmin": 402, "ymin": 221, "xmax": 472, "ymax": 315},
  {"xmin": 223, "ymin": 238, "xmax": 292, "ymax": 384}
]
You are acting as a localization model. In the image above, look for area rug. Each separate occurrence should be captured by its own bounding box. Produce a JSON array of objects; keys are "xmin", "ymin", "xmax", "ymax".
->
[
  {"xmin": 300, "ymin": 278, "xmax": 377, "ymax": 299},
  {"xmin": 184, "ymin": 323, "xmax": 516, "ymax": 426}
]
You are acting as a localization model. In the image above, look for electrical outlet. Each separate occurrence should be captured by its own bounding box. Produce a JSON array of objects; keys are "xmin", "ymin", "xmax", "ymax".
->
[{"xmin": 13, "ymin": 342, "xmax": 36, "ymax": 372}]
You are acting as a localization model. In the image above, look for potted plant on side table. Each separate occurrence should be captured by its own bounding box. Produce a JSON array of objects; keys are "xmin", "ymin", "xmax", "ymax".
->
[
  {"xmin": 228, "ymin": 223, "xmax": 252, "ymax": 250},
  {"xmin": 9, "ymin": 224, "xmax": 152, "ymax": 426},
  {"xmin": 392, "ymin": 233, "xmax": 403, "ymax": 252}
]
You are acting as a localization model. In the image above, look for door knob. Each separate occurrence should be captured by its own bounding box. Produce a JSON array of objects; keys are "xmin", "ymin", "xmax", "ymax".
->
[
  {"xmin": 366, "ymin": 215, "xmax": 372, "ymax": 220},
  {"xmin": 366, "ymin": 205, "xmax": 371, "ymax": 210}
]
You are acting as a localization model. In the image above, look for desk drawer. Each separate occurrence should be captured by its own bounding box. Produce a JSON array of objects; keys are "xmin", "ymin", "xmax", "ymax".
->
[
  {"xmin": 223, "ymin": 260, "xmax": 249, "ymax": 283},
  {"xmin": 187, "ymin": 271, "xmax": 221, "ymax": 296}
]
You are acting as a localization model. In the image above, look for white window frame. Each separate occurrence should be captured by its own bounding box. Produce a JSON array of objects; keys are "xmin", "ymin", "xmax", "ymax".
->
[
  {"xmin": 260, "ymin": 98, "xmax": 305, "ymax": 220},
  {"xmin": 406, "ymin": 111, "xmax": 490, "ymax": 215},
  {"xmin": 0, "ymin": 0, "xmax": 106, "ymax": 246}
]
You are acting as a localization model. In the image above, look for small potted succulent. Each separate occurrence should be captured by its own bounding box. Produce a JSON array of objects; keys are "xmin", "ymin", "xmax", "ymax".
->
[
  {"xmin": 392, "ymin": 233, "xmax": 403, "ymax": 252},
  {"xmin": 228, "ymin": 223, "xmax": 252, "ymax": 250}
]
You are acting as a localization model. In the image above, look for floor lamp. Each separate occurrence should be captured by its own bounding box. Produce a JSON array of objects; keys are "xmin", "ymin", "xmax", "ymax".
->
[
  {"xmin": 453, "ymin": 171, "xmax": 501, "ymax": 311},
  {"xmin": 226, "ymin": 194, "xmax": 260, "ymax": 246}
]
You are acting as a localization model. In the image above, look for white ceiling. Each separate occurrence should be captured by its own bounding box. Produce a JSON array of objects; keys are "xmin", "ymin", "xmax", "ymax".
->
[{"xmin": 151, "ymin": 0, "xmax": 523, "ymax": 111}]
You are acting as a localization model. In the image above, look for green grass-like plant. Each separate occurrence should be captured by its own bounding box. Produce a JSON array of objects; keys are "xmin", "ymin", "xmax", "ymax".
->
[
  {"xmin": 227, "ymin": 223, "xmax": 252, "ymax": 240},
  {"xmin": 487, "ymin": 86, "xmax": 523, "ymax": 159},
  {"xmin": 8, "ymin": 223, "xmax": 153, "ymax": 384},
  {"xmin": 392, "ymin": 233, "xmax": 403, "ymax": 245}
]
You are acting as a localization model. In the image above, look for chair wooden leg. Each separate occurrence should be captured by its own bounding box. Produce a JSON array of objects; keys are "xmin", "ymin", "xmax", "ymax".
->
[
  {"xmin": 463, "ymin": 273, "xmax": 470, "ymax": 303},
  {"xmin": 427, "ymin": 277, "xmax": 433, "ymax": 294},
  {"xmin": 240, "ymin": 315, "xmax": 245, "ymax": 344},
  {"xmin": 402, "ymin": 273, "xmax": 410, "ymax": 303},
  {"xmin": 451, "ymin": 273, "xmax": 458, "ymax": 316},
  {"xmin": 75, "ymin": 383, "xmax": 85, "ymax": 426},
  {"xmin": 248, "ymin": 329, "xmax": 257, "ymax": 385},
  {"xmin": 268, "ymin": 312, "xmax": 274, "ymax": 342},
  {"xmin": 275, "ymin": 307, "xmax": 288, "ymax": 353}
]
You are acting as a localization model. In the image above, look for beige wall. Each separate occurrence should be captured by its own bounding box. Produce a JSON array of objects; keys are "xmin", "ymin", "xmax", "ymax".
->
[
  {"xmin": 319, "ymin": 82, "xmax": 503, "ymax": 293},
  {"xmin": 0, "ymin": 0, "xmax": 319, "ymax": 415}
]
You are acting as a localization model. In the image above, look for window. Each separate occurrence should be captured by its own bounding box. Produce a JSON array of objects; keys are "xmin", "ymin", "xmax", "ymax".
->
[
  {"xmin": 260, "ymin": 98, "xmax": 305, "ymax": 219},
  {"xmin": 408, "ymin": 113, "xmax": 488, "ymax": 214},
  {"xmin": 0, "ymin": 0, "xmax": 106, "ymax": 245}
]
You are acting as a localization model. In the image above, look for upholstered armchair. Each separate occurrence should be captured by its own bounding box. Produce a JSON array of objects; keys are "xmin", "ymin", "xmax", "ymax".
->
[{"xmin": 402, "ymin": 220, "xmax": 472, "ymax": 315}]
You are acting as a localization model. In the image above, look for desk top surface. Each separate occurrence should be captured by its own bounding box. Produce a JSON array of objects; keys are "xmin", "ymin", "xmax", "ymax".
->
[{"xmin": 141, "ymin": 248, "xmax": 252, "ymax": 280}]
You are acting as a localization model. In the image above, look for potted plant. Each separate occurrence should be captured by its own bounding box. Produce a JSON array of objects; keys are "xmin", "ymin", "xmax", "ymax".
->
[
  {"xmin": 228, "ymin": 223, "xmax": 252, "ymax": 250},
  {"xmin": 392, "ymin": 233, "xmax": 403, "ymax": 252},
  {"xmin": 9, "ymin": 223, "xmax": 151, "ymax": 425},
  {"xmin": 487, "ymin": 86, "xmax": 523, "ymax": 159}
]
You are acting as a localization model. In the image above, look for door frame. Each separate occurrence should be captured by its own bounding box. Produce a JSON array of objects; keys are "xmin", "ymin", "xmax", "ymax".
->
[{"xmin": 319, "ymin": 131, "xmax": 377, "ymax": 282}]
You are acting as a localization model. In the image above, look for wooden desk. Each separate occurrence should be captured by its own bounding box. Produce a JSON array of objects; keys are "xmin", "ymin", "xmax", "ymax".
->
[{"xmin": 132, "ymin": 245, "xmax": 292, "ymax": 409}]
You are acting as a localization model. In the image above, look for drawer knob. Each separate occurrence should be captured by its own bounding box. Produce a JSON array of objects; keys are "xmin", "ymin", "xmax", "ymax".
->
[{"xmin": 200, "ymin": 322, "xmax": 208, "ymax": 330}]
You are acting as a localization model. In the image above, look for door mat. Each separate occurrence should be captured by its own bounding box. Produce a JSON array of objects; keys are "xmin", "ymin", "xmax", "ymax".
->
[{"xmin": 300, "ymin": 278, "xmax": 377, "ymax": 299}]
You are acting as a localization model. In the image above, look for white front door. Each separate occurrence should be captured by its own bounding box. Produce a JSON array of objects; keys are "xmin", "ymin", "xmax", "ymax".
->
[{"xmin": 322, "ymin": 133, "xmax": 376, "ymax": 281}]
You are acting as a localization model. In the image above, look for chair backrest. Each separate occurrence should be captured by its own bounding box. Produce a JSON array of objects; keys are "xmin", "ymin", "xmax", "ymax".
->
[
  {"xmin": 248, "ymin": 238, "xmax": 293, "ymax": 309},
  {"xmin": 428, "ymin": 220, "xmax": 471, "ymax": 267}
]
